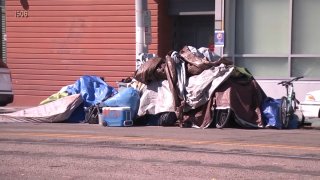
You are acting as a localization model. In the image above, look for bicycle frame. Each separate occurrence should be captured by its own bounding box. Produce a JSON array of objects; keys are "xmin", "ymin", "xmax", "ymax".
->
[
  {"xmin": 278, "ymin": 76, "xmax": 303, "ymax": 128},
  {"xmin": 284, "ymin": 83, "xmax": 296, "ymax": 113}
]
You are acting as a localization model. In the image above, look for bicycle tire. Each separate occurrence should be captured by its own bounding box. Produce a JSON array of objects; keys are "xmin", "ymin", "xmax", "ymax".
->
[
  {"xmin": 291, "ymin": 92, "xmax": 299, "ymax": 111},
  {"xmin": 215, "ymin": 108, "xmax": 232, "ymax": 129},
  {"xmin": 292, "ymin": 99, "xmax": 297, "ymax": 111},
  {"xmin": 280, "ymin": 96, "xmax": 289, "ymax": 129}
]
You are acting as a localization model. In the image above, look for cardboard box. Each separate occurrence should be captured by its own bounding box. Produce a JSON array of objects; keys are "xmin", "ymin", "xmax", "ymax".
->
[{"xmin": 102, "ymin": 107, "xmax": 132, "ymax": 127}]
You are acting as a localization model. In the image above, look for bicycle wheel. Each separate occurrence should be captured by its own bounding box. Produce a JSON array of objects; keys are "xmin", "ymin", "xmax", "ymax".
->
[
  {"xmin": 215, "ymin": 108, "xmax": 232, "ymax": 129},
  {"xmin": 280, "ymin": 96, "xmax": 289, "ymax": 129}
]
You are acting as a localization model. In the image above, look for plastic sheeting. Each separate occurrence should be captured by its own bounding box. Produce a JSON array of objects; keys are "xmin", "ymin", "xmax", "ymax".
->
[
  {"xmin": 40, "ymin": 92, "xmax": 69, "ymax": 105},
  {"xmin": 261, "ymin": 97, "xmax": 282, "ymax": 129},
  {"xmin": 185, "ymin": 64, "xmax": 234, "ymax": 111},
  {"xmin": 137, "ymin": 80, "xmax": 176, "ymax": 116},
  {"xmin": 192, "ymin": 46, "xmax": 221, "ymax": 62},
  {"xmin": 66, "ymin": 75, "xmax": 118, "ymax": 107},
  {"xmin": 170, "ymin": 51, "xmax": 187, "ymax": 101}
]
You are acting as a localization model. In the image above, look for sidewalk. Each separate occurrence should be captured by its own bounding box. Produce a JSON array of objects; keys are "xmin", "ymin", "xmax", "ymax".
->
[
  {"xmin": 0, "ymin": 106, "xmax": 30, "ymax": 114},
  {"xmin": 1, "ymin": 106, "xmax": 319, "ymax": 129},
  {"xmin": 304, "ymin": 118, "xmax": 320, "ymax": 129}
]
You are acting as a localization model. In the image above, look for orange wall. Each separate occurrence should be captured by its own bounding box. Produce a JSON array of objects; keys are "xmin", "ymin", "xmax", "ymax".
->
[
  {"xmin": 149, "ymin": 0, "xmax": 173, "ymax": 57},
  {"xmin": 6, "ymin": 0, "xmax": 172, "ymax": 106}
]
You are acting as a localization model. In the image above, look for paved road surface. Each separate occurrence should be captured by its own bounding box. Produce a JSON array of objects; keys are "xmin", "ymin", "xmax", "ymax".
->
[{"xmin": 0, "ymin": 123, "xmax": 319, "ymax": 179}]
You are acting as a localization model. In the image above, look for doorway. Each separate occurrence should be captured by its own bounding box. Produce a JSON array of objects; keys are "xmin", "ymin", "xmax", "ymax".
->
[{"xmin": 173, "ymin": 15, "xmax": 215, "ymax": 51}]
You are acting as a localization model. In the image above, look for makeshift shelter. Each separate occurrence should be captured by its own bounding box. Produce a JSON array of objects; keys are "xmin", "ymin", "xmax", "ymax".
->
[{"xmin": 134, "ymin": 46, "xmax": 267, "ymax": 128}]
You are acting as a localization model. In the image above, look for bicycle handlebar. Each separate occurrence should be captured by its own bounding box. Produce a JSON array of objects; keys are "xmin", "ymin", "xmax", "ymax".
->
[{"xmin": 277, "ymin": 76, "xmax": 304, "ymax": 86}]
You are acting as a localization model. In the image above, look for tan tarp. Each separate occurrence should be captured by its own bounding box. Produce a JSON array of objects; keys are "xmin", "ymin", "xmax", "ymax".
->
[
  {"xmin": 0, "ymin": 94, "xmax": 82, "ymax": 123},
  {"xmin": 137, "ymin": 80, "xmax": 175, "ymax": 116}
]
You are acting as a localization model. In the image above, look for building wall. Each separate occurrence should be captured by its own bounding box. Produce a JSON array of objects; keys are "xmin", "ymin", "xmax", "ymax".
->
[
  {"xmin": 223, "ymin": 0, "xmax": 320, "ymax": 101},
  {"xmin": 149, "ymin": 0, "xmax": 173, "ymax": 57},
  {"xmin": 6, "ymin": 0, "xmax": 169, "ymax": 106},
  {"xmin": 8, "ymin": 0, "xmax": 316, "ymax": 106}
]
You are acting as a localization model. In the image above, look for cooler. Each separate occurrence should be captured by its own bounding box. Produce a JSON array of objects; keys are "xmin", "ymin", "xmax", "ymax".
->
[{"xmin": 102, "ymin": 107, "xmax": 133, "ymax": 127}]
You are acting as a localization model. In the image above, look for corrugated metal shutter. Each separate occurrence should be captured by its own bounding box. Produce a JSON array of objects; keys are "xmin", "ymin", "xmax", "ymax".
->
[
  {"xmin": 169, "ymin": 0, "xmax": 215, "ymax": 15},
  {"xmin": 0, "ymin": 0, "xmax": 6, "ymax": 63},
  {"xmin": 6, "ymin": 0, "xmax": 136, "ymax": 105},
  {"xmin": 148, "ymin": 0, "xmax": 173, "ymax": 58}
]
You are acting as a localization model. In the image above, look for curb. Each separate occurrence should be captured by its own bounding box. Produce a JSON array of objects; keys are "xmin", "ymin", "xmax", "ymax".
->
[
  {"xmin": 303, "ymin": 118, "xmax": 320, "ymax": 129},
  {"xmin": 0, "ymin": 106, "xmax": 29, "ymax": 114}
]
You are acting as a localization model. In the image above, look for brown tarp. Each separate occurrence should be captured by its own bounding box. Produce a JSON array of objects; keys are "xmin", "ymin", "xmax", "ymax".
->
[
  {"xmin": 180, "ymin": 68, "xmax": 266, "ymax": 128},
  {"xmin": 213, "ymin": 74, "xmax": 267, "ymax": 128},
  {"xmin": 179, "ymin": 46, "xmax": 233, "ymax": 76},
  {"xmin": 134, "ymin": 57, "xmax": 166, "ymax": 84},
  {"xmin": 134, "ymin": 46, "xmax": 267, "ymax": 128}
]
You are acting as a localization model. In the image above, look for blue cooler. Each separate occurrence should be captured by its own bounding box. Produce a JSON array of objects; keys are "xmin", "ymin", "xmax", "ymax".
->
[{"xmin": 102, "ymin": 107, "xmax": 133, "ymax": 127}]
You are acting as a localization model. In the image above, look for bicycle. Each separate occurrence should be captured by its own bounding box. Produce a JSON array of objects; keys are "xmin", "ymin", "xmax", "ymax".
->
[
  {"xmin": 277, "ymin": 76, "xmax": 303, "ymax": 129},
  {"xmin": 214, "ymin": 107, "xmax": 232, "ymax": 129}
]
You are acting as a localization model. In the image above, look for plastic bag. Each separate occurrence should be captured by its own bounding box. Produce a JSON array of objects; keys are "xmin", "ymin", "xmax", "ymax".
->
[
  {"xmin": 102, "ymin": 87, "xmax": 140, "ymax": 120},
  {"xmin": 261, "ymin": 97, "xmax": 282, "ymax": 129},
  {"xmin": 84, "ymin": 104, "xmax": 101, "ymax": 124}
]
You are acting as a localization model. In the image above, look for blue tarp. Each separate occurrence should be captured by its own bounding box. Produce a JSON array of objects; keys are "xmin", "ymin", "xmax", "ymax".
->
[
  {"xmin": 261, "ymin": 97, "xmax": 282, "ymax": 129},
  {"xmin": 66, "ymin": 75, "xmax": 118, "ymax": 107}
]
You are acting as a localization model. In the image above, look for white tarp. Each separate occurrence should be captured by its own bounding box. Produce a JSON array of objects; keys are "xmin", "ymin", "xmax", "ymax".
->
[
  {"xmin": 185, "ymin": 64, "xmax": 234, "ymax": 111},
  {"xmin": 137, "ymin": 80, "xmax": 175, "ymax": 116}
]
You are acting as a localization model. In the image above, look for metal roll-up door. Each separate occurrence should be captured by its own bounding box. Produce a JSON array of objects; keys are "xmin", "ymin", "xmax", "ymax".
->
[
  {"xmin": 169, "ymin": 0, "xmax": 215, "ymax": 50},
  {"xmin": 169, "ymin": 0, "xmax": 215, "ymax": 16},
  {"xmin": 0, "ymin": 0, "xmax": 5, "ymax": 63}
]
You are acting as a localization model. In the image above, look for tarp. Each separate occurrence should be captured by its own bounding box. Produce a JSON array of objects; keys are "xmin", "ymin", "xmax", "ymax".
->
[
  {"xmin": 261, "ymin": 97, "xmax": 282, "ymax": 129},
  {"xmin": 213, "ymin": 74, "xmax": 266, "ymax": 128},
  {"xmin": 134, "ymin": 45, "xmax": 267, "ymax": 128},
  {"xmin": 185, "ymin": 64, "xmax": 234, "ymax": 111},
  {"xmin": 138, "ymin": 80, "xmax": 176, "ymax": 116},
  {"xmin": 66, "ymin": 75, "xmax": 118, "ymax": 107},
  {"xmin": 0, "ymin": 94, "xmax": 82, "ymax": 123}
]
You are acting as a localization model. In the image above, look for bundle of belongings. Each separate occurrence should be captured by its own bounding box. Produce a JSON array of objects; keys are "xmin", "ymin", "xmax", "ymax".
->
[
  {"xmin": 0, "ymin": 45, "xmax": 268, "ymax": 129},
  {"xmin": 0, "ymin": 75, "xmax": 142, "ymax": 124},
  {"xmin": 0, "ymin": 76, "xmax": 120, "ymax": 123},
  {"xmin": 133, "ymin": 45, "xmax": 267, "ymax": 128}
]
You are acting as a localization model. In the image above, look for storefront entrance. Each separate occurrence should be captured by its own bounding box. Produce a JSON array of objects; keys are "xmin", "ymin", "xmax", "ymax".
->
[
  {"xmin": 168, "ymin": 0, "xmax": 215, "ymax": 51},
  {"xmin": 173, "ymin": 15, "xmax": 215, "ymax": 51}
]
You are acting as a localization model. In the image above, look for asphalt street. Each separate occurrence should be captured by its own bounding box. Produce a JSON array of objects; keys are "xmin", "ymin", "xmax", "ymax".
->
[{"xmin": 0, "ymin": 122, "xmax": 319, "ymax": 179}]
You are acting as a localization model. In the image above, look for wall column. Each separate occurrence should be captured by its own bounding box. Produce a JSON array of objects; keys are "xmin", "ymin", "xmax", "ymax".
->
[
  {"xmin": 214, "ymin": 0, "xmax": 224, "ymax": 56},
  {"xmin": 135, "ymin": 0, "xmax": 148, "ymax": 61}
]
